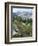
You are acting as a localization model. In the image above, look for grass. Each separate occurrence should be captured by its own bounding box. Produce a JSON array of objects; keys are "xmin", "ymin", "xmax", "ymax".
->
[{"xmin": 11, "ymin": 16, "xmax": 32, "ymax": 38}]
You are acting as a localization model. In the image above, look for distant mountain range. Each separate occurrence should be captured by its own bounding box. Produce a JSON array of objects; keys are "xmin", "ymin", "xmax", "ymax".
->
[{"xmin": 11, "ymin": 11, "xmax": 32, "ymax": 20}]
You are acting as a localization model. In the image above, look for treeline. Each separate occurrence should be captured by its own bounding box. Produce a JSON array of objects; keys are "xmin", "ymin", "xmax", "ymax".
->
[{"xmin": 12, "ymin": 16, "xmax": 32, "ymax": 24}]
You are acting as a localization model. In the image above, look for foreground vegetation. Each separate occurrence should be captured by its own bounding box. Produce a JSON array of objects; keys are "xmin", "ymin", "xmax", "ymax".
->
[{"xmin": 11, "ymin": 16, "xmax": 32, "ymax": 38}]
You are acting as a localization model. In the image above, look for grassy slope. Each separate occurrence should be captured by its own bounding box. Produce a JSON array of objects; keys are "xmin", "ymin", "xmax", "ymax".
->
[{"xmin": 11, "ymin": 16, "xmax": 32, "ymax": 37}]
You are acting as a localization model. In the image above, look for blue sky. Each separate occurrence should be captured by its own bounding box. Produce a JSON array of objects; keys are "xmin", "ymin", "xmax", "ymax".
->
[{"xmin": 12, "ymin": 8, "xmax": 32, "ymax": 13}]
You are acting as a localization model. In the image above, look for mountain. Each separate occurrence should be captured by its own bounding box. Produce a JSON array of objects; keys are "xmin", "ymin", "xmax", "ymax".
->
[
  {"xmin": 15, "ymin": 11, "xmax": 32, "ymax": 16},
  {"xmin": 12, "ymin": 11, "xmax": 32, "ymax": 20},
  {"xmin": 18, "ymin": 12, "xmax": 32, "ymax": 20}
]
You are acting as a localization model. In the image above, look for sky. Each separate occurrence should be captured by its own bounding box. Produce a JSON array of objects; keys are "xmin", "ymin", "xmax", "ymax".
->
[{"xmin": 12, "ymin": 8, "xmax": 32, "ymax": 13}]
